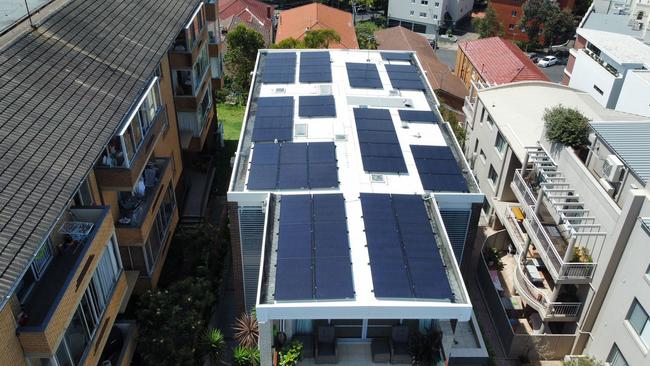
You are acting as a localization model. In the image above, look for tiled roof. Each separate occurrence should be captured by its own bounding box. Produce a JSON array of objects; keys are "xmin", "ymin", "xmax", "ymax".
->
[
  {"xmin": 375, "ymin": 26, "xmax": 468, "ymax": 100},
  {"xmin": 276, "ymin": 3, "xmax": 359, "ymax": 49},
  {"xmin": 0, "ymin": 0, "xmax": 200, "ymax": 305},
  {"xmin": 458, "ymin": 37, "xmax": 549, "ymax": 84},
  {"xmin": 219, "ymin": 0, "xmax": 273, "ymax": 27}
]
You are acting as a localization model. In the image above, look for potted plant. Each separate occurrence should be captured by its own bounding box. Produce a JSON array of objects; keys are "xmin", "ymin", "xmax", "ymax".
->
[
  {"xmin": 409, "ymin": 327, "xmax": 442, "ymax": 366},
  {"xmin": 278, "ymin": 341, "xmax": 303, "ymax": 366}
]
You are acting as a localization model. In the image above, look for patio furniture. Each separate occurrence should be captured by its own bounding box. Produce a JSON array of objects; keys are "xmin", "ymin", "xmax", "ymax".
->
[
  {"xmin": 525, "ymin": 260, "xmax": 544, "ymax": 285},
  {"xmin": 292, "ymin": 334, "xmax": 314, "ymax": 358},
  {"xmin": 315, "ymin": 326, "xmax": 337, "ymax": 364},
  {"xmin": 371, "ymin": 338, "xmax": 390, "ymax": 363},
  {"xmin": 389, "ymin": 325, "xmax": 411, "ymax": 364}
]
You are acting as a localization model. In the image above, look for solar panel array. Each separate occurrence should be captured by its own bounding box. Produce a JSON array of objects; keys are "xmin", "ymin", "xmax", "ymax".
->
[
  {"xmin": 275, "ymin": 194, "xmax": 354, "ymax": 301},
  {"xmin": 299, "ymin": 95, "xmax": 336, "ymax": 117},
  {"xmin": 354, "ymin": 108, "xmax": 407, "ymax": 173},
  {"xmin": 381, "ymin": 52, "xmax": 413, "ymax": 62},
  {"xmin": 300, "ymin": 52, "xmax": 332, "ymax": 83},
  {"xmin": 398, "ymin": 110, "xmax": 439, "ymax": 124},
  {"xmin": 361, "ymin": 193, "xmax": 453, "ymax": 300},
  {"xmin": 251, "ymin": 97, "xmax": 294, "ymax": 142},
  {"xmin": 247, "ymin": 142, "xmax": 339, "ymax": 190},
  {"xmin": 261, "ymin": 52, "xmax": 297, "ymax": 84},
  {"xmin": 346, "ymin": 63, "xmax": 383, "ymax": 89},
  {"xmin": 411, "ymin": 145, "xmax": 469, "ymax": 193},
  {"xmin": 385, "ymin": 64, "xmax": 426, "ymax": 90}
]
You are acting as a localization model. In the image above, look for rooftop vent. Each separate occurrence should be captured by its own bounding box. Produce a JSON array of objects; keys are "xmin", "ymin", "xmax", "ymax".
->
[
  {"xmin": 294, "ymin": 124, "xmax": 308, "ymax": 137},
  {"xmin": 274, "ymin": 87, "xmax": 286, "ymax": 94},
  {"xmin": 371, "ymin": 174, "xmax": 385, "ymax": 183},
  {"xmin": 319, "ymin": 85, "xmax": 332, "ymax": 95}
]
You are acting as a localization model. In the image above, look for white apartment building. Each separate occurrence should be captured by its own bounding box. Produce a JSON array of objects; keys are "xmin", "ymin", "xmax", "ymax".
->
[
  {"xmin": 387, "ymin": 0, "xmax": 474, "ymax": 34},
  {"xmin": 228, "ymin": 49, "xmax": 488, "ymax": 365},
  {"xmin": 581, "ymin": 0, "xmax": 650, "ymax": 45},
  {"xmin": 462, "ymin": 80, "xmax": 650, "ymax": 360},
  {"xmin": 563, "ymin": 28, "xmax": 650, "ymax": 115}
]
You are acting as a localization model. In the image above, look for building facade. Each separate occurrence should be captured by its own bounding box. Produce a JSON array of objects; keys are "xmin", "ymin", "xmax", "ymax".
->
[
  {"xmin": 387, "ymin": 0, "xmax": 474, "ymax": 34},
  {"xmin": 227, "ymin": 49, "xmax": 488, "ymax": 365},
  {"xmin": 462, "ymin": 80, "xmax": 650, "ymax": 360},
  {"xmin": 0, "ymin": 0, "xmax": 223, "ymax": 365},
  {"xmin": 489, "ymin": 0, "xmax": 575, "ymax": 42}
]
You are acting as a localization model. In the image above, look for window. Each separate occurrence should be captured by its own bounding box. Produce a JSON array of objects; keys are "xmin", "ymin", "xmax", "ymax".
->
[
  {"xmin": 508, "ymin": 24, "xmax": 515, "ymax": 30},
  {"xmin": 488, "ymin": 165, "xmax": 498, "ymax": 186},
  {"xmin": 479, "ymin": 149, "xmax": 486, "ymax": 162},
  {"xmin": 626, "ymin": 299, "xmax": 650, "ymax": 347},
  {"xmin": 487, "ymin": 114, "xmax": 494, "ymax": 128},
  {"xmin": 410, "ymin": 10, "xmax": 414, "ymax": 15},
  {"xmin": 593, "ymin": 84, "xmax": 604, "ymax": 95},
  {"xmin": 411, "ymin": 0, "xmax": 415, "ymax": 3},
  {"xmin": 420, "ymin": 12, "xmax": 427, "ymax": 17},
  {"xmin": 495, "ymin": 132, "xmax": 506, "ymax": 155},
  {"xmin": 435, "ymin": 2, "xmax": 440, "ymax": 6},
  {"xmin": 421, "ymin": 0, "xmax": 428, "ymax": 4},
  {"xmin": 607, "ymin": 344, "xmax": 629, "ymax": 366},
  {"xmin": 511, "ymin": 10, "xmax": 517, "ymax": 17},
  {"xmin": 480, "ymin": 107, "xmax": 486, "ymax": 124},
  {"xmin": 73, "ymin": 177, "xmax": 94, "ymax": 207},
  {"xmin": 433, "ymin": 15, "xmax": 438, "ymax": 19},
  {"xmin": 482, "ymin": 197, "xmax": 491, "ymax": 214},
  {"xmin": 192, "ymin": 46, "xmax": 209, "ymax": 93}
]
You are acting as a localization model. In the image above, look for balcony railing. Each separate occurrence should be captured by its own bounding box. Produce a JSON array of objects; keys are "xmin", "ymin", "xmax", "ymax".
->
[
  {"xmin": 524, "ymin": 211, "xmax": 596, "ymax": 283},
  {"xmin": 513, "ymin": 254, "xmax": 582, "ymax": 320},
  {"xmin": 501, "ymin": 205, "xmax": 528, "ymax": 253},
  {"xmin": 512, "ymin": 170, "xmax": 537, "ymax": 206},
  {"xmin": 463, "ymin": 95, "xmax": 475, "ymax": 117},
  {"xmin": 582, "ymin": 48, "xmax": 620, "ymax": 77},
  {"xmin": 117, "ymin": 158, "xmax": 170, "ymax": 228}
]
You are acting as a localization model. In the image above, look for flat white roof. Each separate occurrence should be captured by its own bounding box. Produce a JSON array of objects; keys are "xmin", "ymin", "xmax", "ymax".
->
[
  {"xmin": 577, "ymin": 28, "xmax": 650, "ymax": 66},
  {"xmin": 477, "ymin": 81, "xmax": 646, "ymax": 162}
]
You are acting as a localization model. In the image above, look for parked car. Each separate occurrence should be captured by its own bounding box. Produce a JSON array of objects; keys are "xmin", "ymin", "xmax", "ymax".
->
[{"xmin": 537, "ymin": 55, "xmax": 558, "ymax": 67}]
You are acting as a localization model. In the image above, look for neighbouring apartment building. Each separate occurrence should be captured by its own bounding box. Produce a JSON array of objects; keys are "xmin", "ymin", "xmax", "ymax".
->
[
  {"xmin": 462, "ymin": 80, "xmax": 650, "ymax": 362},
  {"xmin": 387, "ymin": 0, "xmax": 474, "ymax": 34},
  {"xmin": 580, "ymin": 0, "xmax": 650, "ymax": 45},
  {"xmin": 489, "ymin": 0, "xmax": 575, "ymax": 42},
  {"xmin": 0, "ymin": 0, "xmax": 222, "ymax": 365},
  {"xmin": 227, "ymin": 49, "xmax": 489, "ymax": 365},
  {"xmin": 563, "ymin": 28, "xmax": 650, "ymax": 117}
]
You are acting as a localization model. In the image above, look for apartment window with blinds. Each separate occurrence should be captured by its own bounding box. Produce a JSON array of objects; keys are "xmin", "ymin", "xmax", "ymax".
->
[
  {"xmin": 488, "ymin": 165, "xmax": 498, "ymax": 187},
  {"xmin": 495, "ymin": 131, "xmax": 506, "ymax": 155},
  {"xmin": 626, "ymin": 298, "xmax": 650, "ymax": 347},
  {"xmin": 607, "ymin": 344, "xmax": 629, "ymax": 366}
]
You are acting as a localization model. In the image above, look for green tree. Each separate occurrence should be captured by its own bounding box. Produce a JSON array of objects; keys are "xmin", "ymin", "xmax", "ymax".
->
[
  {"xmin": 272, "ymin": 37, "xmax": 304, "ymax": 49},
  {"xmin": 303, "ymin": 29, "xmax": 342, "ymax": 48},
  {"xmin": 562, "ymin": 356, "xmax": 604, "ymax": 366},
  {"xmin": 224, "ymin": 24, "xmax": 265, "ymax": 96},
  {"xmin": 543, "ymin": 105, "xmax": 590, "ymax": 148},
  {"xmin": 136, "ymin": 277, "xmax": 216, "ymax": 365},
  {"xmin": 356, "ymin": 21, "xmax": 382, "ymax": 49},
  {"xmin": 519, "ymin": 0, "xmax": 576, "ymax": 46},
  {"xmin": 473, "ymin": 7, "xmax": 504, "ymax": 38},
  {"xmin": 573, "ymin": 0, "xmax": 593, "ymax": 17}
]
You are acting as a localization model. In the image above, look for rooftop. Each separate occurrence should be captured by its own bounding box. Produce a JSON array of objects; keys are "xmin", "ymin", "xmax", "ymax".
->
[
  {"xmin": 275, "ymin": 3, "xmax": 359, "ymax": 49},
  {"xmin": 581, "ymin": 0, "xmax": 648, "ymax": 41},
  {"xmin": 476, "ymin": 81, "xmax": 646, "ymax": 162},
  {"xmin": 218, "ymin": 0, "xmax": 273, "ymax": 27},
  {"xmin": 577, "ymin": 28, "xmax": 650, "ymax": 66},
  {"xmin": 374, "ymin": 26, "xmax": 468, "ymax": 101},
  {"xmin": 591, "ymin": 121, "xmax": 650, "ymax": 184},
  {"xmin": 457, "ymin": 37, "xmax": 549, "ymax": 85},
  {"xmin": 228, "ymin": 49, "xmax": 482, "ymax": 321},
  {"xmin": 0, "ymin": 0, "xmax": 200, "ymax": 306}
]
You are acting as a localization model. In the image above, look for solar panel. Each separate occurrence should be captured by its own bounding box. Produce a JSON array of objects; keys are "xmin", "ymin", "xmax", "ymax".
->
[
  {"xmin": 385, "ymin": 64, "xmax": 426, "ymax": 90},
  {"xmin": 247, "ymin": 142, "xmax": 338, "ymax": 190},
  {"xmin": 360, "ymin": 193, "xmax": 453, "ymax": 300},
  {"xmin": 252, "ymin": 97, "xmax": 294, "ymax": 142},
  {"xmin": 398, "ymin": 110, "xmax": 439, "ymax": 124},
  {"xmin": 300, "ymin": 51, "xmax": 332, "ymax": 83},
  {"xmin": 410, "ymin": 145, "xmax": 468, "ymax": 192},
  {"xmin": 354, "ymin": 108, "xmax": 407, "ymax": 173},
  {"xmin": 346, "ymin": 63, "xmax": 383, "ymax": 89},
  {"xmin": 299, "ymin": 95, "xmax": 336, "ymax": 117},
  {"xmin": 381, "ymin": 52, "xmax": 413, "ymax": 62},
  {"xmin": 262, "ymin": 52, "xmax": 297, "ymax": 84},
  {"xmin": 274, "ymin": 194, "xmax": 354, "ymax": 301}
]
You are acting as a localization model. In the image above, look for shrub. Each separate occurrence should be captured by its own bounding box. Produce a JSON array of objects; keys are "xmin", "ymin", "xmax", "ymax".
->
[
  {"xmin": 544, "ymin": 105, "xmax": 590, "ymax": 148},
  {"xmin": 278, "ymin": 341, "xmax": 303, "ymax": 366},
  {"xmin": 202, "ymin": 328, "xmax": 226, "ymax": 364},
  {"xmin": 233, "ymin": 346, "xmax": 261, "ymax": 366},
  {"xmin": 234, "ymin": 312, "xmax": 259, "ymax": 348}
]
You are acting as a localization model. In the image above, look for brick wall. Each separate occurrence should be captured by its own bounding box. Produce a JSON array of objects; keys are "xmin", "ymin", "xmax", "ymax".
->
[
  {"xmin": 155, "ymin": 56, "xmax": 184, "ymax": 187},
  {"xmin": 228, "ymin": 202, "xmax": 246, "ymax": 315},
  {"xmin": 0, "ymin": 305, "xmax": 27, "ymax": 366}
]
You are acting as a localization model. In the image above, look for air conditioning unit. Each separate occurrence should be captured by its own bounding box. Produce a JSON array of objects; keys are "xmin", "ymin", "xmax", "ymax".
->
[
  {"xmin": 602, "ymin": 155, "xmax": 625, "ymax": 182},
  {"xmin": 599, "ymin": 177, "xmax": 616, "ymax": 197}
]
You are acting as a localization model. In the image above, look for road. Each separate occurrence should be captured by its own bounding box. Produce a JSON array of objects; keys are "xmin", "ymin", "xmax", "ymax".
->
[{"xmin": 539, "ymin": 64, "xmax": 565, "ymax": 83}]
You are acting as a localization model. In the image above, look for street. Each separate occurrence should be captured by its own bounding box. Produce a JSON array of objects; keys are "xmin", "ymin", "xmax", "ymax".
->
[{"xmin": 539, "ymin": 63, "xmax": 565, "ymax": 83}]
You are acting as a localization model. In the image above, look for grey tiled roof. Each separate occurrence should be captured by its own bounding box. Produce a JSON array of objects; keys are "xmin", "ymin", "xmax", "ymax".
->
[
  {"xmin": 0, "ymin": 0, "xmax": 200, "ymax": 304},
  {"xmin": 591, "ymin": 121, "xmax": 650, "ymax": 184}
]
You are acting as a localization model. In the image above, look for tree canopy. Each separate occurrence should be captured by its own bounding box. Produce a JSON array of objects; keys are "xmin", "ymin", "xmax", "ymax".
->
[
  {"xmin": 473, "ymin": 7, "xmax": 504, "ymax": 38},
  {"xmin": 356, "ymin": 21, "xmax": 381, "ymax": 49},
  {"xmin": 272, "ymin": 29, "xmax": 342, "ymax": 49},
  {"xmin": 519, "ymin": 0, "xmax": 576, "ymax": 46},
  {"xmin": 543, "ymin": 105, "xmax": 590, "ymax": 148},
  {"xmin": 224, "ymin": 24, "xmax": 265, "ymax": 96}
]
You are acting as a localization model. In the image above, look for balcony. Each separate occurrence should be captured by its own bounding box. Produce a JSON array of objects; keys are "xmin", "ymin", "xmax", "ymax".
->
[
  {"xmin": 463, "ymin": 95, "xmax": 475, "ymax": 119},
  {"xmin": 17, "ymin": 207, "xmax": 114, "ymax": 353},
  {"xmin": 98, "ymin": 321, "xmax": 138, "ymax": 366},
  {"xmin": 511, "ymin": 170, "xmax": 537, "ymax": 207},
  {"xmin": 582, "ymin": 48, "xmax": 620, "ymax": 77},
  {"xmin": 116, "ymin": 158, "xmax": 173, "ymax": 245},
  {"xmin": 94, "ymin": 106, "xmax": 168, "ymax": 190}
]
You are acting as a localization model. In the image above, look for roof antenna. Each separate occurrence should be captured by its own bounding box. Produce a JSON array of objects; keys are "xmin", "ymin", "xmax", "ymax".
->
[{"xmin": 23, "ymin": 0, "xmax": 37, "ymax": 29}]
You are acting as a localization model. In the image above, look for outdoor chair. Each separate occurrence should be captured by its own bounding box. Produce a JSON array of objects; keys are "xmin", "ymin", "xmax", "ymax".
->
[
  {"xmin": 389, "ymin": 325, "xmax": 411, "ymax": 364},
  {"xmin": 315, "ymin": 326, "xmax": 338, "ymax": 364}
]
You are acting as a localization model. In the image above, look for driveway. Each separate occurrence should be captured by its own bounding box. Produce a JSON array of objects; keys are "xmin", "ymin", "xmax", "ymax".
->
[{"xmin": 539, "ymin": 63, "xmax": 565, "ymax": 83}]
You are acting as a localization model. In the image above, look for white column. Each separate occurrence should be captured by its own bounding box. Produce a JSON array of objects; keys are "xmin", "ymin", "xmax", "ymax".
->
[{"xmin": 259, "ymin": 320, "xmax": 274, "ymax": 366}]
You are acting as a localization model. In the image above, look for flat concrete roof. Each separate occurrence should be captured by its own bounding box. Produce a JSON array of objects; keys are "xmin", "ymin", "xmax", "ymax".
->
[
  {"xmin": 477, "ymin": 81, "xmax": 646, "ymax": 162},
  {"xmin": 578, "ymin": 28, "xmax": 650, "ymax": 66}
]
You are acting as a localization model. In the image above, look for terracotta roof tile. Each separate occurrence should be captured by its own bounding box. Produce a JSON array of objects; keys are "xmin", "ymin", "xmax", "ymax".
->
[
  {"xmin": 219, "ymin": 0, "xmax": 273, "ymax": 28},
  {"xmin": 458, "ymin": 37, "xmax": 549, "ymax": 84},
  {"xmin": 375, "ymin": 27, "xmax": 468, "ymax": 100},
  {"xmin": 276, "ymin": 3, "xmax": 359, "ymax": 49}
]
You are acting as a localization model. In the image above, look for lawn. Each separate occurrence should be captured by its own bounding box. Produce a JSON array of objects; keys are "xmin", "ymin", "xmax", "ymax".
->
[{"xmin": 218, "ymin": 103, "xmax": 245, "ymax": 141}]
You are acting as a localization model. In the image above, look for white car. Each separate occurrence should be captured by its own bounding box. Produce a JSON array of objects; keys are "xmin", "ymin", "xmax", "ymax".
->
[{"xmin": 537, "ymin": 56, "xmax": 558, "ymax": 68}]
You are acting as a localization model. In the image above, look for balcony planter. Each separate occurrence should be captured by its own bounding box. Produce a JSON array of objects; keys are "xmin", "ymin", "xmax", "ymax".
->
[{"xmin": 572, "ymin": 247, "xmax": 593, "ymax": 263}]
